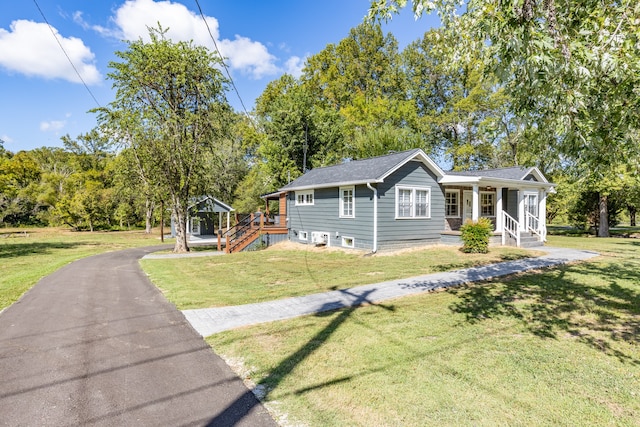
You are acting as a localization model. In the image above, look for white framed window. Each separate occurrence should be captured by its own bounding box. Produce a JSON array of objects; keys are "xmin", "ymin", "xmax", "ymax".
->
[
  {"xmin": 341, "ymin": 236, "xmax": 355, "ymax": 248},
  {"xmin": 295, "ymin": 190, "xmax": 314, "ymax": 206},
  {"xmin": 395, "ymin": 186, "xmax": 431, "ymax": 219},
  {"xmin": 445, "ymin": 189, "xmax": 460, "ymax": 217},
  {"xmin": 298, "ymin": 230, "xmax": 308, "ymax": 241},
  {"xmin": 480, "ymin": 191, "xmax": 496, "ymax": 217},
  {"xmin": 339, "ymin": 186, "xmax": 354, "ymax": 218}
]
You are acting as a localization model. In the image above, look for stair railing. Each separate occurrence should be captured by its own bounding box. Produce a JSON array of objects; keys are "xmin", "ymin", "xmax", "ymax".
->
[
  {"xmin": 502, "ymin": 211, "xmax": 520, "ymax": 247},
  {"xmin": 525, "ymin": 211, "xmax": 545, "ymax": 241}
]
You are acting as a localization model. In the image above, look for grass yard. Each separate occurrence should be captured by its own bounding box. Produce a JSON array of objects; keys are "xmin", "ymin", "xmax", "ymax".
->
[
  {"xmin": 0, "ymin": 227, "xmax": 163, "ymax": 310},
  {"xmin": 140, "ymin": 244, "xmax": 536, "ymax": 309},
  {"xmin": 205, "ymin": 235, "xmax": 640, "ymax": 426}
]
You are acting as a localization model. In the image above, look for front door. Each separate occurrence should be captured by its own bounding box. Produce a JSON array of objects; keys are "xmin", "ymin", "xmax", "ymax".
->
[
  {"xmin": 524, "ymin": 193, "xmax": 538, "ymax": 229},
  {"xmin": 463, "ymin": 191, "xmax": 473, "ymax": 223}
]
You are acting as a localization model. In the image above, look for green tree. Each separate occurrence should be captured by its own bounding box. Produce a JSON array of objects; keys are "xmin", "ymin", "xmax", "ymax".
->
[
  {"xmin": 0, "ymin": 150, "xmax": 45, "ymax": 225},
  {"xmin": 97, "ymin": 27, "xmax": 233, "ymax": 252},
  {"xmin": 402, "ymin": 28, "xmax": 503, "ymax": 169},
  {"xmin": 370, "ymin": 0, "xmax": 640, "ymax": 237}
]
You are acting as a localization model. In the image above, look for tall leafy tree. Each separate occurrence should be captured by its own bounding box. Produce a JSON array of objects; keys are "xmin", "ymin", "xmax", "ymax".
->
[
  {"xmin": 370, "ymin": 0, "xmax": 640, "ymax": 236},
  {"xmin": 303, "ymin": 23, "xmax": 421, "ymax": 158},
  {"xmin": 402, "ymin": 28, "xmax": 504, "ymax": 169},
  {"xmin": 0, "ymin": 150, "xmax": 42, "ymax": 225},
  {"xmin": 97, "ymin": 27, "xmax": 233, "ymax": 252}
]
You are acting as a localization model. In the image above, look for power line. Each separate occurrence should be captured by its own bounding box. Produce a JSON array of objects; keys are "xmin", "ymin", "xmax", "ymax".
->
[
  {"xmin": 33, "ymin": 0, "xmax": 101, "ymax": 108},
  {"xmin": 193, "ymin": 0, "xmax": 255, "ymax": 127}
]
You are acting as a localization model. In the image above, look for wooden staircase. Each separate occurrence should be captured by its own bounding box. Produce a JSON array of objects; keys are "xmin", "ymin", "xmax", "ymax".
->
[{"xmin": 222, "ymin": 213, "xmax": 288, "ymax": 253}]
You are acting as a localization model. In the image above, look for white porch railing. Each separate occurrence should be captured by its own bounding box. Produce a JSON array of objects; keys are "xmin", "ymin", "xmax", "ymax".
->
[
  {"xmin": 502, "ymin": 211, "xmax": 520, "ymax": 247},
  {"xmin": 525, "ymin": 211, "xmax": 547, "ymax": 242}
]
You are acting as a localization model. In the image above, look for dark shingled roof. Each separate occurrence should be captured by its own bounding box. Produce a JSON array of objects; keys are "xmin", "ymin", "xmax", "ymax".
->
[
  {"xmin": 280, "ymin": 148, "xmax": 426, "ymax": 191},
  {"xmin": 446, "ymin": 166, "xmax": 532, "ymax": 181}
]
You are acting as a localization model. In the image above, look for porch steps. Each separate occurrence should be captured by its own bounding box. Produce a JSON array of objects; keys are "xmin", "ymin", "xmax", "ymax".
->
[{"xmin": 505, "ymin": 231, "xmax": 544, "ymax": 248}]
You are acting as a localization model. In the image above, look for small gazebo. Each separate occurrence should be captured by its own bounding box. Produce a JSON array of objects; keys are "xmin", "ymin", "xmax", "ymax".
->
[{"xmin": 170, "ymin": 196, "xmax": 234, "ymax": 238}]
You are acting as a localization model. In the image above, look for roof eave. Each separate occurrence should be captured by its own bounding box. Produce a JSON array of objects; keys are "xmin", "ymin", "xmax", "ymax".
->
[
  {"xmin": 441, "ymin": 175, "xmax": 555, "ymax": 189},
  {"xmin": 280, "ymin": 178, "xmax": 384, "ymax": 192}
]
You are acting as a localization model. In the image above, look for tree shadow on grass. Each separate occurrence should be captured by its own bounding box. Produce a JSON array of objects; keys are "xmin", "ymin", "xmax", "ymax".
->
[
  {"xmin": 206, "ymin": 288, "xmax": 395, "ymax": 426},
  {"xmin": 0, "ymin": 242, "xmax": 83, "ymax": 259},
  {"xmin": 447, "ymin": 260, "xmax": 640, "ymax": 365}
]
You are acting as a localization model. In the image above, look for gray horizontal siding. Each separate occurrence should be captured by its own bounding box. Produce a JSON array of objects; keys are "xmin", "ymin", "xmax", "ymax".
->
[
  {"xmin": 287, "ymin": 160, "xmax": 446, "ymax": 251},
  {"xmin": 507, "ymin": 189, "xmax": 519, "ymax": 220},
  {"xmin": 288, "ymin": 185, "xmax": 377, "ymax": 250},
  {"xmin": 376, "ymin": 161, "xmax": 445, "ymax": 243}
]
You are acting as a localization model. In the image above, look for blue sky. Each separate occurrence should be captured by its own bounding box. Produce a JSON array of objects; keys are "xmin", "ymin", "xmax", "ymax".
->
[{"xmin": 1, "ymin": 0, "xmax": 438, "ymax": 152}]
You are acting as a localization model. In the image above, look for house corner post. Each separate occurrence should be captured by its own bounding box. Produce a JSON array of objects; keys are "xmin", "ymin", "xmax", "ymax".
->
[{"xmin": 366, "ymin": 182, "xmax": 378, "ymax": 253}]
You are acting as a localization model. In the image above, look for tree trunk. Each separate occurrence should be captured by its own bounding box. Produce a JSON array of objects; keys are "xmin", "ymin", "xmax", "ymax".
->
[
  {"xmin": 145, "ymin": 199, "xmax": 154, "ymax": 234},
  {"xmin": 598, "ymin": 193, "xmax": 610, "ymax": 237},
  {"xmin": 160, "ymin": 200, "xmax": 164, "ymax": 243},
  {"xmin": 629, "ymin": 206, "xmax": 636, "ymax": 227},
  {"xmin": 172, "ymin": 198, "xmax": 189, "ymax": 253}
]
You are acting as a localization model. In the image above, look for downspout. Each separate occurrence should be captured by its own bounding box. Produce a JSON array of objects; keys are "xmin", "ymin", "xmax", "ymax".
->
[{"xmin": 366, "ymin": 182, "xmax": 378, "ymax": 253}]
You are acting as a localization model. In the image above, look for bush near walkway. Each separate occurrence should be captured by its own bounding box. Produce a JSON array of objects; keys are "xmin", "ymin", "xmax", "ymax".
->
[{"xmin": 460, "ymin": 217, "xmax": 493, "ymax": 253}]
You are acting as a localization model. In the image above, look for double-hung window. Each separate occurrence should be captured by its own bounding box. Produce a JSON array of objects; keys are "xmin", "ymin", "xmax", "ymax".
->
[
  {"xmin": 445, "ymin": 189, "xmax": 459, "ymax": 217},
  {"xmin": 295, "ymin": 190, "xmax": 314, "ymax": 206},
  {"xmin": 339, "ymin": 186, "xmax": 354, "ymax": 218},
  {"xmin": 480, "ymin": 191, "xmax": 496, "ymax": 217},
  {"xmin": 396, "ymin": 186, "xmax": 431, "ymax": 219}
]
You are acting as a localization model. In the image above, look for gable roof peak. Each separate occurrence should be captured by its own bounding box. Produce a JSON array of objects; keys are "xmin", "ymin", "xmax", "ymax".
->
[{"xmin": 279, "ymin": 148, "xmax": 443, "ymax": 191}]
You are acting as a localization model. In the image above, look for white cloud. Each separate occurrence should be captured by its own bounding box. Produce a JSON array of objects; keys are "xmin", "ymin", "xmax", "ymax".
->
[
  {"xmin": 0, "ymin": 19, "xmax": 101, "ymax": 84},
  {"xmin": 1, "ymin": 134, "xmax": 13, "ymax": 144},
  {"xmin": 284, "ymin": 55, "xmax": 306, "ymax": 78},
  {"xmin": 220, "ymin": 36, "xmax": 279, "ymax": 79},
  {"xmin": 108, "ymin": 0, "xmax": 279, "ymax": 79},
  {"xmin": 40, "ymin": 120, "xmax": 66, "ymax": 132}
]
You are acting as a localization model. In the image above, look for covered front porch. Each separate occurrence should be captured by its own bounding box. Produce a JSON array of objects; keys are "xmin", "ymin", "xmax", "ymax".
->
[{"xmin": 440, "ymin": 167, "xmax": 554, "ymax": 247}]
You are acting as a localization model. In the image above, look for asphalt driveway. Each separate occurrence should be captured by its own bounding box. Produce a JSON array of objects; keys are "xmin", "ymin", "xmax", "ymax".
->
[{"xmin": 0, "ymin": 246, "xmax": 276, "ymax": 427}]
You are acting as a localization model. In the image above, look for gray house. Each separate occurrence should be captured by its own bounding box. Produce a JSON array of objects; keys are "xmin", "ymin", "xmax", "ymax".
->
[{"xmin": 275, "ymin": 148, "xmax": 554, "ymax": 252}]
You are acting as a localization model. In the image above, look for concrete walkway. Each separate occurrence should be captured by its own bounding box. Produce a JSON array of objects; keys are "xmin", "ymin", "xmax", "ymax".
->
[{"xmin": 182, "ymin": 246, "xmax": 599, "ymax": 337}]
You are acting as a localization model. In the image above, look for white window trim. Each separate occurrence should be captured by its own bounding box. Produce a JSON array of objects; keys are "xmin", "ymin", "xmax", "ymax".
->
[
  {"xmin": 298, "ymin": 230, "xmax": 308, "ymax": 241},
  {"xmin": 480, "ymin": 191, "xmax": 496, "ymax": 217},
  {"xmin": 395, "ymin": 185, "xmax": 431, "ymax": 219},
  {"xmin": 341, "ymin": 236, "xmax": 355, "ymax": 248},
  {"xmin": 339, "ymin": 186, "xmax": 355, "ymax": 218},
  {"xmin": 445, "ymin": 189, "xmax": 460, "ymax": 218},
  {"xmin": 295, "ymin": 190, "xmax": 314, "ymax": 206}
]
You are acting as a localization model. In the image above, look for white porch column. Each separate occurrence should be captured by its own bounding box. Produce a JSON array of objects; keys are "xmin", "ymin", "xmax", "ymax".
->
[
  {"xmin": 518, "ymin": 190, "xmax": 526, "ymax": 231},
  {"xmin": 218, "ymin": 212, "xmax": 222, "ymax": 232},
  {"xmin": 226, "ymin": 212, "xmax": 231, "ymax": 232},
  {"xmin": 495, "ymin": 187, "xmax": 503, "ymax": 232},
  {"xmin": 472, "ymin": 184, "xmax": 479, "ymax": 221},
  {"xmin": 539, "ymin": 189, "xmax": 547, "ymax": 236}
]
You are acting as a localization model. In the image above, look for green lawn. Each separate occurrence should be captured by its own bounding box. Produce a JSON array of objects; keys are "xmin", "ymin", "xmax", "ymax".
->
[
  {"xmin": 141, "ymin": 244, "xmax": 536, "ymax": 309},
  {"xmin": 205, "ymin": 235, "xmax": 640, "ymax": 426},
  {"xmin": 0, "ymin": 227, "xmax": 163, "ymax": 310}
]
